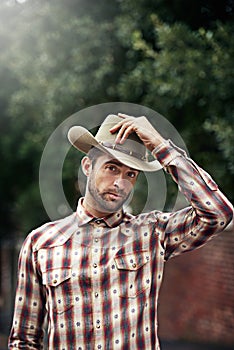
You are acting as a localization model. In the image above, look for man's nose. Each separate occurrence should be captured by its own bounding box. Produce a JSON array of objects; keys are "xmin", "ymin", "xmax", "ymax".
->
[{"xmin": 113, "ymin": 176, "xmax": 131, "ymax": 190}]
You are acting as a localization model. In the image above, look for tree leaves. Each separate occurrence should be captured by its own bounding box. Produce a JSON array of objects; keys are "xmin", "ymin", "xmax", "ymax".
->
[{"xmin": 0, "ymin": 0, "xmax": 233, "ymax": 237}]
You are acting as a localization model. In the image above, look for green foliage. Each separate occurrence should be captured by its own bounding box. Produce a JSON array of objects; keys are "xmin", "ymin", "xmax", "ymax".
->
[
  {"xmin": 115, "ymin": 11, "xmax": 234, "ymax": 193},
  {"xmin": 0, "ymin": 0, "xmax": 122, "ymax": 236},
  {"xmin": 0, "ymin": 0, "xmax": 233, "ymax": 238}
]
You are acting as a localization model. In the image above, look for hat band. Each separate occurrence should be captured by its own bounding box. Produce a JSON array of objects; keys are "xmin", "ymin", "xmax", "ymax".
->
[{"xmin": 99, "ymin": 141, "xmax": 147, "ymax": 161}]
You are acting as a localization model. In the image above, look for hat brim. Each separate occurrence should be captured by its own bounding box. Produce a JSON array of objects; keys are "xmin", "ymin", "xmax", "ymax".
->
[{"xmin": 68, "ymin": 126, "xmax": 162, "ymax": 172}]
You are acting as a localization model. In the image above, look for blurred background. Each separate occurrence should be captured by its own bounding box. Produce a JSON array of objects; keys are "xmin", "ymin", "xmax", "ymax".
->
[{"xmin": 0, "ymin": 0, "xmax": 233, "ymax": 349}]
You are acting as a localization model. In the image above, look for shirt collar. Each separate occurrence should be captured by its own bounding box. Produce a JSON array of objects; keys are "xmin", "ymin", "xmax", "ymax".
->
[{"xmin": 76, "ymin": 197, "xmax": 124, "ymax": 228}]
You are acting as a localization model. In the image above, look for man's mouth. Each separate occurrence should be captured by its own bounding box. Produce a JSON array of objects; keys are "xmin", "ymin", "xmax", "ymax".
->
[{"xmin": 103, "ymin": 191, "xmax": 124, "ymax": 201}]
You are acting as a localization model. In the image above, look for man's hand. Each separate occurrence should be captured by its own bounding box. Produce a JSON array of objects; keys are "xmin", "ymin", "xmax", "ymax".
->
[{"xmin": 109, "ymin": 113, "xmax": 165, "ymax": 151}]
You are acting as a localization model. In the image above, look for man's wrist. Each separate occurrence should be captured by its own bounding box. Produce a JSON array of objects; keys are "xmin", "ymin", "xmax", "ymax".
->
[
  {"xmin": 147, "ymin": 137, "xmax": 167, "ymax": 152},
  {"xmin": 152, "ymin": 139, "xmax": 187, "ymax": 166}
]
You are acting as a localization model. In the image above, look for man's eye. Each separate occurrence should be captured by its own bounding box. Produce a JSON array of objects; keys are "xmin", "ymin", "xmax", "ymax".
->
[
  {"xmin": 128, "ymin": 172, "xmax": 137, "ymax": 179},
  {"xmin": 107, "ymin": 165, "xmax": 117, "ymax": 172}
]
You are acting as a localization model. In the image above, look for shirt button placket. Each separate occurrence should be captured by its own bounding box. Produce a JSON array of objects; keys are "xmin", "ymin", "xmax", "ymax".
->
[
  {"xmin": 92, "ymin": 226, "xmax": 103, "ymax": 349},
  {"xmin": 92, "ymin": 262, "xmax": 101, "ymax": 328},
  {"xmin": 92, "ymin": 244, "xmax": 100, "ymax": 302},
  {"xmin": 93, "ymin": 226, "xmax": 101, "ymax": 245},
  {"xmin": 94, "ymin": 318, "xmax": 103, "ymax": 350}
]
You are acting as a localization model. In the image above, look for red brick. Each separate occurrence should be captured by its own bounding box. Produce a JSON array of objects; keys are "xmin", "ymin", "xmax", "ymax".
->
[{"xmin": 158, "ymin": 226, "xmax": 234, "ymax": 345}]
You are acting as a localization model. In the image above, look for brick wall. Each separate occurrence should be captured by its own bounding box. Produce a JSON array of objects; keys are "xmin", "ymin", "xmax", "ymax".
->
[{"xmin": 158, "ymin": 224, "xmax": 234, "ymax": 346}]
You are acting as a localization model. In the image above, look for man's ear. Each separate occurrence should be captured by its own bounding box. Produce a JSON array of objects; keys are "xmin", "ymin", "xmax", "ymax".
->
[{"xmin": 81, "ymin": 156, "xmax": 92, "ymax": 177}]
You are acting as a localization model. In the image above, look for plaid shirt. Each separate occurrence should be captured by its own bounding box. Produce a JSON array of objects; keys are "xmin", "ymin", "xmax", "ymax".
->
[{"xmin": 9, "ymin": 141, "xmax": 233, "ymax": 350}]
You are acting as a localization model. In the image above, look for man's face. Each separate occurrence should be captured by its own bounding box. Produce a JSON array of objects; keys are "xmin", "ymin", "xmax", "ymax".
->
[{"xmin": 83, "ymin": 154, "xmax": 139, "ymax": 215}]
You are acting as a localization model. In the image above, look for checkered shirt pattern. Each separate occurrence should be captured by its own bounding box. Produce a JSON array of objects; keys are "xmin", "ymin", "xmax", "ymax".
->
[{"xmin": 8, "ymin": 141, "xmax": 233, "ymax": 350}]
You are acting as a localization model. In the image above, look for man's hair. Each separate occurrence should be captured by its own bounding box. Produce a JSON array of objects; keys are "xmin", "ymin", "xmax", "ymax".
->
[{"xmin": 87, "ymin": 147, "xmax": 105, "ymax": 167}]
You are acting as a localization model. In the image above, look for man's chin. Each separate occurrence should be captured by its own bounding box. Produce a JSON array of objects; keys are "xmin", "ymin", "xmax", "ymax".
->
[{"xmin": 98, "ymin": 198, "xmax": 125, "ymax": 213}]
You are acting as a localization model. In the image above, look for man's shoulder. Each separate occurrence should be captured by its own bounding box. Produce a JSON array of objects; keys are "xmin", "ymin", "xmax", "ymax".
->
[{"xmin": 27, "ymin": 212, "xmax": 77, "ymax": 252}]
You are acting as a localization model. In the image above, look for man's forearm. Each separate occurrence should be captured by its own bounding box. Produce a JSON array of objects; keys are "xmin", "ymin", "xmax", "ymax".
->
[
  {"xmin": 8, "ymin": 235, "xmax": 46, "ymax": 349},
  {"xmin": 153, "ymin": 140, "xmax": 233, "ymax": 232}
]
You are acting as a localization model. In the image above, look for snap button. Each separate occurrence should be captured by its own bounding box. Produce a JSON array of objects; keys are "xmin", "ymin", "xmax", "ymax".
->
[
  {"xmin": 53, "ymin": 279, "xmax": 57, "ymax": 284},
  {"xmin": 132, "ymin": 263, "xmax": 136, "ymax": 268},
  {"xmin": 93, "ymin": 263, "xmax": 98, "ymax": 268}
]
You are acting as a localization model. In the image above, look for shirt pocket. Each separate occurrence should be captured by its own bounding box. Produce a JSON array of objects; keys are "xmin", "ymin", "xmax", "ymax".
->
[
  {"xmin": 42, "ymin": 267, "xmax": 74, "ymax": 314},
  {"xmin": 114, "ymin": 251, "xmax": 151, "ymax": 298}
]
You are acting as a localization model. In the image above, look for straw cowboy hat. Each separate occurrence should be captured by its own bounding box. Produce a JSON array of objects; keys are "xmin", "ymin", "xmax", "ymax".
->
[{"xmin": 68, "ymin": 114, "xmax": 162, "ymax": 172}]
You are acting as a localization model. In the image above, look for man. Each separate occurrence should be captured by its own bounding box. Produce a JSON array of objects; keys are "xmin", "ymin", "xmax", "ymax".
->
[{"xmin": 9, "ymin": 113, "xmax": 233, "ymax": 349}]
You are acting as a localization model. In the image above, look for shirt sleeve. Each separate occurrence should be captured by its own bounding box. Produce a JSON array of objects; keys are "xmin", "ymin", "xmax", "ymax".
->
[
  {"xmin": 8, "ymin": 233, "xmax": 46, "ymax": 349},
  {"xmin": 152, "ymin": 140, "xmax": 233, "ymax": 260}
]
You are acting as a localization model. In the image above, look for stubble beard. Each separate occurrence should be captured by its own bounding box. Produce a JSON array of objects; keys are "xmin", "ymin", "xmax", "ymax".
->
[{"xmin": 87, "ymin": 176, "xmax": 131, "ymax": 214}]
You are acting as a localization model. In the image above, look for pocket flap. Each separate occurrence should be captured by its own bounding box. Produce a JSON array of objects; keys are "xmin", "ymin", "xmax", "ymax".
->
[
  {"xmin": 114, "ymin": 251, "xmax": 150, "ymax": 271},
  {"xmin": 42, "ymin": 267, "xmax": 72, "ymax": 287}
]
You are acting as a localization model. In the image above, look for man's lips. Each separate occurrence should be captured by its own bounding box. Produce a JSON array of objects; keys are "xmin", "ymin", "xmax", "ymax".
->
[{"xmin": 104, "ymin": 191, "xmax": 124, "ymax": 200}]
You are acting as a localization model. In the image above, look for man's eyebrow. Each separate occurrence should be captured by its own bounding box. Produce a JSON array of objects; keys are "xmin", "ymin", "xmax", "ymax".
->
[{"xmin": 104, "ymin": 159, "xmax": 139, "ymax": 172}]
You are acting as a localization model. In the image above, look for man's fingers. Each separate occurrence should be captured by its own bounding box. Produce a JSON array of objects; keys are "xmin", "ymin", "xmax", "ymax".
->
[
  {"xmin": 117, "ymin": 113, "xmax": 134, "ymax": 119},
  {"xmin": 109, "ymin": 113, "xmax": 140, "ymax": 144},
  {"xmin": 114, "ymin": 122, "xmax": 133, "ymax": 144},
  {"xmin": 118, "ymin": 125, "xmax": 134, "ymax": 144},
  {"xmin": 109, "ymin": 118, "xmax": 130, "ymax": 134},
  {"xmin": 110, "ymin": 113, "xmax": 135, "ymax": 133},
  {"xmin": 109, "ymin": 121, "xmax": 123, "ymax": 134}
]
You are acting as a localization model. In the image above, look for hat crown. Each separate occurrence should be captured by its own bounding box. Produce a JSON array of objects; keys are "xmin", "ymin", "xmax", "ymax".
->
[{"xmin": 95, "ymin": 115, "xmax": 147, "ymax": 160}]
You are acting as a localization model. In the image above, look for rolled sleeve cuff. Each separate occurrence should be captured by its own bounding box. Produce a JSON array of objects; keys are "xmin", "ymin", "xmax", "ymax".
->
[{"xmin": 152, "ymin": 140, "xmax": 187, "ymax": 167}]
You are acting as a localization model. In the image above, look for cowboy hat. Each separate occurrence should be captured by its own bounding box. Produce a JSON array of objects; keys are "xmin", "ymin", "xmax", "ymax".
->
[{"xmin": 67, "ymin": 114, "xmax": 162, "ymax": 172}]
